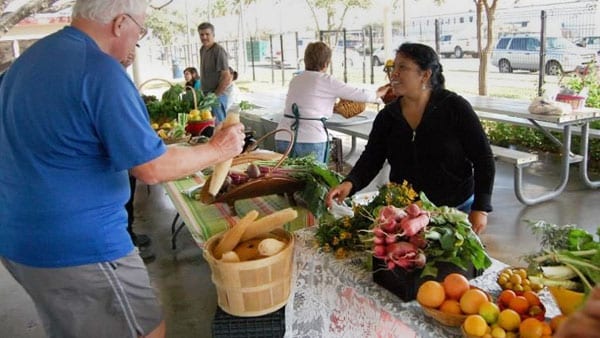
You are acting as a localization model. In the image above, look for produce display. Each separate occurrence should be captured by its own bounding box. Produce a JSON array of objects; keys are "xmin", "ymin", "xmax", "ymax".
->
[
  {"xmin": 316, "ymin": 181, "xmax": 492, "ymax": 278},
  {"xmin": 141, "ymin": 81, "xmax": 218, "ymax": 142},
  {"xmin": 200, "ymin": 156, "xmax": 343, "ymax": 220},
  {"xmin": 496, "ymin": 266, "xmax": 543, "ymax": 293},
  {"xmin": 415, "ymin": 277, "xmax": 564, "ymax": 337},
  {"xmin": 523, "ymin": 220, "xmax": 600, "ymax": 296}
]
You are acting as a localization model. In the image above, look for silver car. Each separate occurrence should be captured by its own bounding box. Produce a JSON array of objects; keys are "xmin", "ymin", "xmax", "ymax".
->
[{"xmin": 491, "ymin": 34, "xmax": 596, "ymax": 75}]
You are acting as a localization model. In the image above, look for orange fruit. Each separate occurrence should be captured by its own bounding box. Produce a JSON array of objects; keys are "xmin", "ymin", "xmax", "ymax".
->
[
  {"xmin": 460, "ymin": 288, "xmax": 489, "ymax": 314},
  {"xmin": 498, "ymin": 289, "xmax": 517, "ymax": 307},
  {"xmin": 439, "ymin": 299, "xmax": 462, "ymax": 314},
  {"xmin": 464, "ymin": 314, "xmax": 489, "ymax": 336},
  {"xmin": 541, "ymin": 322, "xmax": 552, "ymax": 336},
  {"xmin": 550, "ymin": 314, "xmax": 568, "ymax": 332},
  {"xmin": 443, "ymin": 273, "xmax": 470, "ymax": 300},
  {"xmin": 479, "ymin": 301, "xmax": 500, "ymax": 324},
  {"xmin": 416, "ymin": 280, "xmax": 446, "ymax": 308},
  {"xmin": 498, "ymin": 309, "xmax": 521, "ymax": 331},
  {"xmin": 519, "ymin": 317, "xmax": 544, "ymax": 338},
  {"xmin": 522, "ymin": 290, "xmax": 541, "ymax": 306},
  {"xmin": 491, "ymin": 326, "xmax": 507, "ymax": 338},
  {"xmin": 508, "ymin": 295, "xmax": 530, "ymax": 315}
]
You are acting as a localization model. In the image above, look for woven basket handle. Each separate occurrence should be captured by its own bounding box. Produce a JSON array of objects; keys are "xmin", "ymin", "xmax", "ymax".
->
[
  {"xmin": 185, "ymin": 86, "xmax": 198, "ymax": 110},
  {"xmin": 244, "ymin": 128, "xmax": 294, "ymax": 170},
  {"xmin": 137, "ymin": 78, "xmax": 174, "ymax": 92}
]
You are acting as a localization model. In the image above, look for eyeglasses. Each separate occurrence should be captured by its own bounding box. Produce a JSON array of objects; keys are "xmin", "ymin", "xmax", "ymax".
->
[{"xmin": 123, "ymin": 13, "xmax": 147, "ymax": 41}]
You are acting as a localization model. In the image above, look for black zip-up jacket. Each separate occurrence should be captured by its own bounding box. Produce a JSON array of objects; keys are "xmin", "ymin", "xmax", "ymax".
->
[{"xmin": 345, "ymin": 89, "xmax": 495, "ymax": 212}]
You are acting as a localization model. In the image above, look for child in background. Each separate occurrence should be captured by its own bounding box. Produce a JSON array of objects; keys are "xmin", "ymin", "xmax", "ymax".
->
[
  {"xmin": 224, "ymin": 67, "xmax": 239, "ymax": 111},
  {"xmin": 184, "ymin": 67, "xmax": 201, "ymax": 90}
]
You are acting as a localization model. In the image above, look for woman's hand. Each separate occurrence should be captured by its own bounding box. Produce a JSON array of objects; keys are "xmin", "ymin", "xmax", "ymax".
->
[
  {"xmin": 376, "ymin": 84, "xmax": 391, "ymax": 98},
  {"xmin": 468, "ymin": 210, "xmax": 488, "ymax": 234},
  {"xmin": 326, "ymin": 181, "xmax": 353, "ymax": 208}
]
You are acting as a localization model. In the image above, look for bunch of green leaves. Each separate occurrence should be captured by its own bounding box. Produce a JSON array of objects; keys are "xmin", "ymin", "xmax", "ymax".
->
[
  {"xmin": 524, "ymin": 220, "xmax": 600, "ymax": 293},
  {"xmin": 420, "ymin": 193, "xmax": 492, "ymax": 278},
  {"xmin": 254, "ymin": 155, "xmax": 343, "ymax": 220},
  {"xmin": 145, "ymin": 84, "xmax": 219, "ymax": 124},
  {"xmin": 182, "ymin": 88, "xmax": 218, "ymax": 111}
]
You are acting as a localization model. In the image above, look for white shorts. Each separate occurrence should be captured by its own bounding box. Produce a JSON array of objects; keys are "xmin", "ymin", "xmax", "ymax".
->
[{"xmin": 1, "ymin": 250, "xmax": 162, "ymax": 338}]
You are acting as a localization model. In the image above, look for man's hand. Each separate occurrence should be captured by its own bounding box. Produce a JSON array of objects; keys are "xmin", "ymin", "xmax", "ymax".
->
[{"xmin": 208, "ymin": 122, "xmax": 245, "ymax": 159}]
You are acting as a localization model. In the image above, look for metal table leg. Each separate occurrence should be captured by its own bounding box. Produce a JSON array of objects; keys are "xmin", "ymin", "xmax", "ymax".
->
[
  {"xmin": 514, "ymin": 125, "xmax": 573, "ymax": 205},
  {"xmin": 579, "ymin": 123, "xmax": 600, "ymax": 188}
]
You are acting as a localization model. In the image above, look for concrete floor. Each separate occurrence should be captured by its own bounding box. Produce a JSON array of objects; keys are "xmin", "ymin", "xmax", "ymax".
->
[{"xmin": 2, "ymin": 137, "xmax": 600, "ymax": 338}]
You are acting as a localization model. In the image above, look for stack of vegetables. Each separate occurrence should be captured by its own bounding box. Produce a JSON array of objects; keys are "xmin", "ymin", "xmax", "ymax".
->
[
  {"xmin": 200, "ymin": 155, "xmax": 343, "ymax": 221},
  {"xmin": 523, "ymin": 220, "xmax": 600, "ymax": 314},
  {"xmin": 143, "ymin": 83, "xmax": 217, "ymax": 126},
  {"xmin": 315, "ymin": 181, "xmax": 492, "ymax": 278},
  {"xmin": 524, "ymin": 221, "xmax": 599, "ymax": 293}
]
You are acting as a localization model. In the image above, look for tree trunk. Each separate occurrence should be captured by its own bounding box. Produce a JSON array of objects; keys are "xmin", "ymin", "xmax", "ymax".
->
[{"xmin": 0, "ymin": 0, "xmax": 62, "ymax": 38}]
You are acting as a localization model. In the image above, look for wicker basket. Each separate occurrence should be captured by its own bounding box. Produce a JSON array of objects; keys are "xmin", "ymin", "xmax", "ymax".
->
[
  {"xmin": 556, "ymin": 93, "xmax": 586, "ymax": 110},
  {"xmin": 422, "ymin": 306, "xmax": 468, "ymax": 327},
  {"xmin": 420, "ymin": 287, "xmax": 492, "ymax": 327},
  {"xmin": 203, "ymin": 228, "xmax": 294, "ymax": 317},
  {"xmin": 333, "ymin": 99, "xmax": 366, "ymax": 118}
]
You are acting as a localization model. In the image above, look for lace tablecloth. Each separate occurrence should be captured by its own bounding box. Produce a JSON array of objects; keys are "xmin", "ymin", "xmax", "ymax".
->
[{"xmin": 285, "ymin": 228, "xmax": 560, "ymax": 338}]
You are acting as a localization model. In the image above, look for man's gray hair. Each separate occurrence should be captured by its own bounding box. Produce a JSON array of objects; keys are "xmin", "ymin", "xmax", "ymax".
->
[{"xmin": 72, "ymin": 0, "xmax": 147, "ymax": 24}]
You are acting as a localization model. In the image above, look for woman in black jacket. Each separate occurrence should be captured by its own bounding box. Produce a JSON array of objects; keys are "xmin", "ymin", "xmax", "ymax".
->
[{"xmin": 326, "ymin": 43, "xmax": 495, "ymax": 234}]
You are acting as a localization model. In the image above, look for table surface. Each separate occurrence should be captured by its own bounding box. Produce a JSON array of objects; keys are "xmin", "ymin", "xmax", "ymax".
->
[
  {"xmin": 464, "ymin": 94, "xmax": 600, "ymax": 125},
  {"xmin": 162, "ymin": 171, "xmax": 316, "ymax": 246},
  {"xmin": 286, "ymin": 227, "xmax": 561, "ymax": 338}
]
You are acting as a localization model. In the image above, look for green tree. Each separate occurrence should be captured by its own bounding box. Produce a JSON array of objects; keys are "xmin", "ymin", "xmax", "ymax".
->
[
  {"xmin": 145, "ymin": 9, "xmax": 186, "ymax": 46},
  {"xmin": 304, "ymin": 0, "xmax": 372, "ymax": 33},
  {"xmin": 431, "ymin": 0, "xmax": 499, "ymax": 96}
]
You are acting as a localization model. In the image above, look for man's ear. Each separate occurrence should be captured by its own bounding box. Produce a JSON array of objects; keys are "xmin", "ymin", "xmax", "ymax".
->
[{"xmin": 112, "ymin": 15, "xmax": 126, "ymax": 37}]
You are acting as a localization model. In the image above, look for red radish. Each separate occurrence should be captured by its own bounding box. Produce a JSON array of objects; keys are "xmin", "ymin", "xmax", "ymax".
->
[
  {"xmin": 384, "ymin": 234, "xmax": 397, "ymax": 244},
  {"xmin": 385, "ymin": 241, "xmax": 417, "ymax": 258},
  {"xmin": 405, "ymin": 203, "xmax": 421, "ymax": 217},
  {"xmin": 373, "ymin": 227, "xmax": 386, "ymax": 238},
  {"xmin": 377, "ymin": 205, "xmax": 406, "ymax": 222},
  {"xmin": 381, "ymin": 219, "xmax": 397, "ymax": 233},
  {"xmin": 373, "ymin": 245, "xmax": 386, "ymax": 258},
  {"xmin": 414, "ymin": 253, "xmax": 426, "ymax": 268},
  {"xmin": 373, "ymin": 236, "xmax": 385, "ymax": 245},
  {"xmin": 399, "ymin": 213, "xmax": 429, "ymax": 237}
]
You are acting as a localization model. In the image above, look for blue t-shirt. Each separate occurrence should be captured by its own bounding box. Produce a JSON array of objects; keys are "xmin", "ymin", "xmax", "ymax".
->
[{"xmin": 0, "ymin": 26, "xmax": 166, "ymax": 268}]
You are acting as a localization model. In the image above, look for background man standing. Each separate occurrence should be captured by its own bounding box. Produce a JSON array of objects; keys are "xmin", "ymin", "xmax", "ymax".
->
[{"xmin": 198, "ymin": 22, "xmax": 232, "ymax": 123}]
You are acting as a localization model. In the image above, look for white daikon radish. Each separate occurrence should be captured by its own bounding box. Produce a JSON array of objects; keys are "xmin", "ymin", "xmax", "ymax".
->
[{"xmin": 208, "ymin": 105, "xmax": 241, "ymax": 196}]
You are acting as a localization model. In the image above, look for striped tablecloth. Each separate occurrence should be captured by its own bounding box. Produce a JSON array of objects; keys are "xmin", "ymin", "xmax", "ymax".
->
[{"xmin": 163, "ymin": 173, "xmax": 316, "ymax": 248}]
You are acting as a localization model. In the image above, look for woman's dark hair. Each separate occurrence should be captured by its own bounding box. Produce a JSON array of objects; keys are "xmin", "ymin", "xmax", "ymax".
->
[
  {"xmin": 303, "ymin": 41, "xmax": 331, "ymax": 71},
  {"xmin": 397, "ymin": 43, "xmax": 445, "ymax": 91},
  {"xmin": 184, "ymin": 67, "xmax": 198, "ymax": 77}
]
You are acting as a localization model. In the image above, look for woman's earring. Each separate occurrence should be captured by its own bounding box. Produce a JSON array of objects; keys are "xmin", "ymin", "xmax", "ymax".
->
[{"xmin": 422, "ymin": 83, "xmax": 427, "ymax": 91}]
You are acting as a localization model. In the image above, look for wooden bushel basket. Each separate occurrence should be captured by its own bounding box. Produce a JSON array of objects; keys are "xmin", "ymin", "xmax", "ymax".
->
[
  {"xmin": 203, "ymin": 228, "xmax": 294, "ymax": 317},
  {"xmin": 333, "ymin": 99, "xmax": 366, "ymax": 118}
]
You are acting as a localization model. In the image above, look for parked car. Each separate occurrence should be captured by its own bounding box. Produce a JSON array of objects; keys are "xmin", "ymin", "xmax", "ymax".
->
[
  {"xmin": 574, "ymin": 36, "xmax": 600, "ymax": 55},
  {"xmin": 439, "ymin": 34, "xmax": 479, "ymax": 58},
  {"xmin": 491, "ymin": 33, "xmax": 596, "ymax": 75}
]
